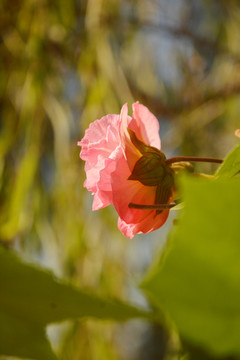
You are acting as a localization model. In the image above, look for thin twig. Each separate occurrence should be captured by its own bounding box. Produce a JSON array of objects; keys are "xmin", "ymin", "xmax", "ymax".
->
[
  {"xmin": 129, "ymin": 202, "xmax": 176, "ymax": 210},
  {"xmin": 166, "ymin": 156, "xmax": 223, "ymax": 165}
]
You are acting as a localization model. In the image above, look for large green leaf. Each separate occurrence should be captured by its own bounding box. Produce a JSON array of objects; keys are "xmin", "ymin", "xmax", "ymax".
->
[
  {"xmin": 0, "ymin": 247, "xmax": 153, "ymax": 360},
  {"xmin": 0, "ymin": 310, "xmax": 57, "ymax": 360},
  {"xmin": 141, "ymin": 176, "xmax": 240, "ymax": 357},
  {"xmin": 216, "ymin": 143, "xmax": 240, "ymax": 178}
]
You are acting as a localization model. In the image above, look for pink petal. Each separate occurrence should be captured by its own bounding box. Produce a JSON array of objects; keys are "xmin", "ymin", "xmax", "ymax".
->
[
  {"xmin": 111, "ymin": 154, "xmax": 157, "ymax": 224},
  {"xmin": 78, "ymin": 114, "xmax": 120, "ymax": 209},
  {"xmin": 130, "ymin": 102, "xmax": 161, "ymax": 149},
  {"xmin": 92, "ymin": 189, "xmax": 112, "ymax": 210},
  {"xmin": 94, "ymin": 145, "xmax": 124, "ymax": 209},
  {"xmin": 79, "ymin": 114, "xmax": 120, "ymax": 164},
  {"xmin": 119, "ymin": 103, "xmax": 141, "ymax": 170},
  {"xmin": 119, "ymin": 103, "xmax": 161, "ymax": 171},
  {"xmin": 117, "ymin": 218, "xmax": 136, "ymax": 239},
  {"xmin": 118, "ymin": 209, "xmax": 169, "ymax": 238}
]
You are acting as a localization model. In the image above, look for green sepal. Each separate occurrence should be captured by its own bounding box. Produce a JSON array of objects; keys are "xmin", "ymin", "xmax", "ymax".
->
[
  {"xmin": 127, "ymin": 128, "xmax": 166, "ymax": 158},
  {"xmin": 128, "ymin": 152, "xmax": 167, "ymax": 186},
  {"xmin": 155, "ymin": 171, "xmax": 174, "ymax": 213}
]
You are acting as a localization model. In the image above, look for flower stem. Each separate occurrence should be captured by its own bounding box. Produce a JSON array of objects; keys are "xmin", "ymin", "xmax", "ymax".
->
[
  {"xmin": 129, "ymin": 202, "xmax": 176, "ymax": 210},
  {"xmin": 166, "ymin": 156, "xmax": 223, "ymax": 165}
]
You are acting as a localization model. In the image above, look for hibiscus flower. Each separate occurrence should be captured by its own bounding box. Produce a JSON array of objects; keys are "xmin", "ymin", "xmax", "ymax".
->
[{"xmin": 78, "ymin": 102, "xmax": 175, "ymax": 238}]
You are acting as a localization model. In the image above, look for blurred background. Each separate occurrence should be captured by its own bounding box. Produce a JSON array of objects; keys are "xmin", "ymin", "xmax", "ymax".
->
[{"xmin": 1, "ymin": 0, "xmax": 240, "ymax": 359}]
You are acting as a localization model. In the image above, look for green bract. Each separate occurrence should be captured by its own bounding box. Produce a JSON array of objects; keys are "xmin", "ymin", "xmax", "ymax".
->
[
  {"xmin": 127, "ymin": 128, "xmax": 165, "ymax": 156},
  {"xmin": 128, "ymin": 152, "xmax": 168, "ymax": 186}
]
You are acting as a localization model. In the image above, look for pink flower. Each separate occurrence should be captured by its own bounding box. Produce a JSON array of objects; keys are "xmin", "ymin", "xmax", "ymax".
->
[{"xmin": 78, "ymin": 102, "xmax": 174, "ymax": 238}]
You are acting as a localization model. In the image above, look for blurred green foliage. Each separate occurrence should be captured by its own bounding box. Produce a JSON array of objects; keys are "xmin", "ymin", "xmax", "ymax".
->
[
  {"xmin": 142, "ymin": 169, "xmax": 240, "ymax": 358},
  {"xmin": 1, "ymin": 0, "xmax": 240, "ymax": 359},
  {"xmin": 0, "ymin": 246, "xmax": 153, "ymax": 360}
]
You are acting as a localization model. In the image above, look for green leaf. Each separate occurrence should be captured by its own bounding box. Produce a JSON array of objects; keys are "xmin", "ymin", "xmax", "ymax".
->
[
  {"xmin": 216, "ymin": 143, "xmax": 240, "ymax": 178},
  {"xmin": 141, "ymin": 176, "xmax": 240, "ymax": 357},
  {"xmin": 0, "ymin": 311, "xmax": 57, "ymax": 360},
  {"xmin": 0, "ymin": 247, "xmax": 153, "ymax": 360}
]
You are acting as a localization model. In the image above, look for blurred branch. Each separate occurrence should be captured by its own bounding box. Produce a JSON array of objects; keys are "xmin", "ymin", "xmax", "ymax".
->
[
  {"xmin": 140, "ymin": 21, "xmax": 240, "ymax": 64},
  {"xmin": 129, "ymin": 80, "xmax": 240, "ymax": 117}
]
